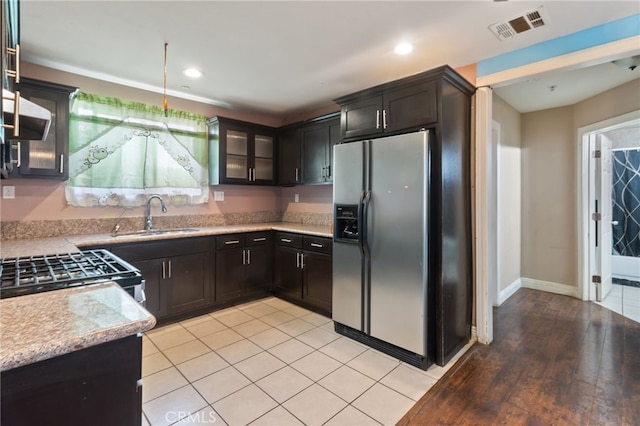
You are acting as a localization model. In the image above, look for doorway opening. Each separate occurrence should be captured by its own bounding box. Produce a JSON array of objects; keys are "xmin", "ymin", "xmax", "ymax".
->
[{"xmin": 582, "ymin": 111, "xmax": 640, "ymax": 323}]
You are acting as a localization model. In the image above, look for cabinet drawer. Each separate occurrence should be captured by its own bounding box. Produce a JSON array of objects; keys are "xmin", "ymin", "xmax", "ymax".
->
[
  {"xmin": 303, "ymin": 237, "xmax": 332, "ymax": 254},
  {"xmin": 216, "ymin": 234, "xmax": 244, "ymax": 250},
  {"xmin": 245, "ymin": 231, "xmax": 272, "ymax": 247},
  {"xmin": 275, "ymin": 232, "xmax": 303, "ymax": 248},
  {"xmin": 111, "ymin": 237, "xmax": 210, "ymax": 261}
]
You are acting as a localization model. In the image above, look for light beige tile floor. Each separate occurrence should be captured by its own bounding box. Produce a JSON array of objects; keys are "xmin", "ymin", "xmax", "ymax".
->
[{"xmin": 142, "ymin": 297, "xmax": 472, "ymax": 426}]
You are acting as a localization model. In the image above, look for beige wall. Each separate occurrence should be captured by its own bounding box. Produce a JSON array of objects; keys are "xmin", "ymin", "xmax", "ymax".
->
[
  {"xmin": 519, "ymin": 77, "xmax": 640, "ymax": 288},
  {"xmin": 0, "ymin": 179, "xmax": 282, "ymax": 222},
  {"xmin": 574, "ymin": 78, "xmax": 640, "ymax": 129},
  {"xmin": 493, "ymin": 95, "xmax": 521, "ymax": 292},
  {"xmin": 280, "ymin": 185, "xmax": 333, "ymax": 214},
  {"xmin": 521, "ymin": 106, "xmax": 576, "ymax": 286}
]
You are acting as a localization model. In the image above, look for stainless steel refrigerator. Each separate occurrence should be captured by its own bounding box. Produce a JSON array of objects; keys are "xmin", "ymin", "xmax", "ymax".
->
[{"xmin": 332, "ymin": 130, "xmax": 433, "ymax": 369}]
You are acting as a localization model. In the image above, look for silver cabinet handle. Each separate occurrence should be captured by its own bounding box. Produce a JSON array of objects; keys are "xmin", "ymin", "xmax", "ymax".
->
[
  {"xmin": 310, "ymin": 243, "xmax": 323, "ymax": 248},
  {"xmin": 162, "ymin": 261, "xmax": 166, "ymax": 279},
  {"xmin": 12, "ymin": 142, "xmax": 21, "ymax": 167},
  {"xmin": 281, "ymin": 238, "xmax": 292, "ymax": 243},
  {"xmin": 321, "ymin": 166, "xmax": 325, "ymax": 179},
  {"xmin": 168, "ymin": 260, "xmax": 172, "ymax": 278},
  {"xmin": 296, "ymin": 252, "xmax": 300, "ymax": 268},
  {"xmin": 247, "ymin": 249, "xmax": 251, "ymax": 265},
  {"xmin": 295, "ymin": 167, "xmax": 299, "ymax": 182},
  {"xmin": 383, "ymin": 110, "xmax": 388, "ymax": 129},
  {"xmin": 242, "ymin": 249, "xmax": 246, "ymax": 265},
  {"xmin": 6, "ymin": 44, "xmax": 20, "ymax": 83},
  {"xmin": 60, "ymin": 154, "xmax": 64, "ymax": 174},
  {"xmin": 13, "ymin": 91, "xmax": 20, "ymax": 137},
  {"xmin": 376, "ymin": 109, "xmax": 380, "ymax": 129},
  {"xmin": 253, "ymin": 237, "xmax": 267, "ymax": 242},
  {"xmin": 326, "ymin": 164, "xmax": 330, "ymax": 179},
  {"xmin": 225, "ymin": 240, "xmax": 241, "ymax": 245},
  {"xmin": 300, "ymin": 253, "xmax": 305, "ymax": 269}
]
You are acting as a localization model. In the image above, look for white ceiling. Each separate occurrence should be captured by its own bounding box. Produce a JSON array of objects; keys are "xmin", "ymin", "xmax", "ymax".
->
[{"xmin": 20, "ymin": 1, "xmax": 640, "ymax": 118}]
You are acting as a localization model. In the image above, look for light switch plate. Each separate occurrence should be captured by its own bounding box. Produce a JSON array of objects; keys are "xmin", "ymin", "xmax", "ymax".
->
[
  {"xmin": 294, "ymin": 194, "xmax": 299, "ymax": 203},
  {"xmin": 2, "ymin": 186, "xmax": 15, "ymax": 199},
  {"xmin": 214, "ymin": 191, "xmax": 224, "ymax": 201}
]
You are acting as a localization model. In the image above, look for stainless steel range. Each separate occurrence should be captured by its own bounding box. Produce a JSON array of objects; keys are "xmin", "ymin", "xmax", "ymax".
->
[{"xmin": 0, "ymin": 249, "xmax": 145, "ymax": 303}]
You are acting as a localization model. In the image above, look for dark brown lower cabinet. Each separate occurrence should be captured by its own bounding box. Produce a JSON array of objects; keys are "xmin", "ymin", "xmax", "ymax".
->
[
  {"xmin": 110, "ymin": 237, "xmax": 213, "ymax": 321},
  {"xmin": 215, "ymin": 232, "xmax": 272, "ymax": 303},
  {"xmin": 274, "ymin": 243, "xmax": 303, "ymax": 301},
  {"xmin": 1, "ymin": 335, "xmax": 142, "ymax": 426},
  {"xmin": 273, "ymin": 232, "xmax": 332, "ymax": 316},
  {"xmin": 303, "ymin": 249, "xmax": 332, "ymax": 313}
]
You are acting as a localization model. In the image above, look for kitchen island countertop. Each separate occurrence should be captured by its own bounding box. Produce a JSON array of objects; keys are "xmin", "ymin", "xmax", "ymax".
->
[
  {"xmin": 0, "ymin": 282, "xmax": 156, "ymax": 371},
  {"xmin": 1, "ymin": 222, "xmax": 332, "ymax": 258}
]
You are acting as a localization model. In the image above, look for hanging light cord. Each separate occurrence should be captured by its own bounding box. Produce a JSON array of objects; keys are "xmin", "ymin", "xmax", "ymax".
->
[{"xmin": 163, "ymin": 42, "xmax": 168, "ymax": 117}]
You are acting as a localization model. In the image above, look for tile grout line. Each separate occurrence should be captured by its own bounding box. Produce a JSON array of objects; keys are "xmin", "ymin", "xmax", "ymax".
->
[{"xmin": 142, "ymin": 298, "xmax": 444, "ymax": 425}]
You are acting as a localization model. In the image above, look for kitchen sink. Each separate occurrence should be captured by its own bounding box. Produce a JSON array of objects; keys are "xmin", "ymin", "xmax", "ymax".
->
[{"xmin": 111, "ymin": 228, "xmax": 200, "ymax": 237}]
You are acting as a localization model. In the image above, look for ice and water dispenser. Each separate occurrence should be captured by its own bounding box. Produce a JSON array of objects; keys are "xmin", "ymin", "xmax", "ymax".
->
[{"xmin": 334, "ymin": 204, "xmax": 360, "ymax": 243}]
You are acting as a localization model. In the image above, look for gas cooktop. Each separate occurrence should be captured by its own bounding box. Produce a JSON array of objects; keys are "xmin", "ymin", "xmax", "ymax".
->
[{"xmin": 0, "ymin": 249, "xmax": 142, "ymax": 299}]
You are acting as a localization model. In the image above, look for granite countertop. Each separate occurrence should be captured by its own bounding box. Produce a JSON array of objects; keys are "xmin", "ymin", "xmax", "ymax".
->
[
  {"xmin": 0, "ymin": 222, "xmax": 329, "ymax": 370},
  {"xmin": 1, "ymin": 222, "xmax": 332, "ymax": 258},
  {"xmin": 0, "ymin": 282, "xmax": 156, "ymax": 371},
  {"xmin": 69, "ymin": 222, "xmax": 332, "ymax": 247}
]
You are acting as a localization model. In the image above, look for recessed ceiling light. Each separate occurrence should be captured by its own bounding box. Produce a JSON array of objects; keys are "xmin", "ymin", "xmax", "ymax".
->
[
  {"xmin": 394, "ymin": 42, "xmax": 414, "ymax": 55},
  {"xmin": 183, "ymin": 68, "xmax": 202, "ymax": 78}
]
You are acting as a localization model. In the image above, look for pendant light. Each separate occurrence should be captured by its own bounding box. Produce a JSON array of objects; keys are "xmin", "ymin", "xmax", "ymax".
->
[{"xmin": 163, "ymin": 42, "xmax": 168, "ymax": 117}]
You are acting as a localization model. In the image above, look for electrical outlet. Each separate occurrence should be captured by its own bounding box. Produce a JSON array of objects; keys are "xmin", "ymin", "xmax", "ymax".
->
[
  {"xmin": 294, "ymin": 194, "xmax": 299, "ymax": 203},
  {"xmin": 2, "ymin": 186, "xmax": 15, "ymax": 199},
  {"xmin": 214, "ymin": 191, "xmax": 224, "ymax": 201}
]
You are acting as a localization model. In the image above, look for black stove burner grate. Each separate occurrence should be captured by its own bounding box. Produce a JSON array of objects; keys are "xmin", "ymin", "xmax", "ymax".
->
[{"xmin": 0, "ymin": 249, "xmax": 142, "ymax": 298}]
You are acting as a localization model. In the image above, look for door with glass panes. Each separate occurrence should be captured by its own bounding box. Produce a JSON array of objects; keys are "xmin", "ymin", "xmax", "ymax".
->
[{"xmin": 222, "ymin": 123, "xmax": 275, "ymax": 185}]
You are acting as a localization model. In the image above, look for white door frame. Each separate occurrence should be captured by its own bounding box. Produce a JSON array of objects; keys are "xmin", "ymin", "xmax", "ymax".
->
[
  {"xmin": 579, "ymin": 111, "xmax": 640, "ymax": 301},
  {"xmin": 474, "ymin": 36, "xmax": 640, "ymax": 345}
]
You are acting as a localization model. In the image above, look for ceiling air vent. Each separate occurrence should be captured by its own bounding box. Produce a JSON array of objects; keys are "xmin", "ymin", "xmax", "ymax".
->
[{"xmin": 489, "ymin": 6, "xmax": 550, "ymax": 41}]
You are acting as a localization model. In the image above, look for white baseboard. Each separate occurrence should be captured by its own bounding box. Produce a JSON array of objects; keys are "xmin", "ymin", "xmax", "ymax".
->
[
  {"xmin": 521, "ymin": 278, "xmax": 580, "ymax": 298},
  {"xmin": 496, "ymin": 278, "xmax": 522, "ymax": 306}
]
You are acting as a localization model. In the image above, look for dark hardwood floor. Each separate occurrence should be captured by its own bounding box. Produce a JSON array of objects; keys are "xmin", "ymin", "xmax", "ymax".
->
[{"xmin": 399, "ymin": 288, "xmax": 640, "ymax": 425}]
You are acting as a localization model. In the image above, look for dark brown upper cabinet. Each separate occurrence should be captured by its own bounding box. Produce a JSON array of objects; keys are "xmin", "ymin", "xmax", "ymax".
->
[
  {"xmin": 208, "ymin": 116, "xmax": 277, "ymax": 185},
  {"xmin": 301, "ymin": 116, "xmax": 340, "ymax": 184},
  {"xmin": 277, "ymin": 127, "xmax": 301, "ymax": 186},
  {"xmin": 277, "ymin": 112, "xmax": 340, "ymax": 186},
  {"xmin": 8, "ymin": 78, "xmax": 77, "ymax": 179},
  {"xmin": 335, "ymin": 76, "xmax": 440, "ymax": 142}
]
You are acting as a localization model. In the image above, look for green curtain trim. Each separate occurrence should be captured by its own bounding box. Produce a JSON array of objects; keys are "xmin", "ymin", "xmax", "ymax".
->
[
  {"xmin": 74, "ymin": 91, "xmax": 208, "ymax": 122},
  {"xmin": 69, "ymin": 114, "xmax": 207, "ymax": 138}
]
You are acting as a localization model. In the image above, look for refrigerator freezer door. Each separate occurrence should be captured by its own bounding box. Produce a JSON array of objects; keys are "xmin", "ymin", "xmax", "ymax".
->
[
  {"xmin": 368, "ymin": 131, "xmax": 429, "ymax": 356},
  {"xmin": 333, "ymin": 142, "xmax": 365, "ymax": 205},
  {"xmin": 332, "ymin": 142, "xmax": 365, "ymax": 331}
]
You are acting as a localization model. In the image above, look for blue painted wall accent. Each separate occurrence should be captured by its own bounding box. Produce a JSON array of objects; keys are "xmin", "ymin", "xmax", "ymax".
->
[{"xmin": 477, "ymin": 13, "xmax": 640, "ymax": 76}]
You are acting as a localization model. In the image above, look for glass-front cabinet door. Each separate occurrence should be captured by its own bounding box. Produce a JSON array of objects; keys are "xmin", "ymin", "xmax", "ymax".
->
[
  {"xmin": 253, "ymin": 134, "xmax": 274, "ymax": 182},
  {"xmin": 208, "ymin": 116, "xmax": 276, "ymax": 185},
  {"xmin": 225, "ymin": 129, "xmax": 248, "ymax": 180}
]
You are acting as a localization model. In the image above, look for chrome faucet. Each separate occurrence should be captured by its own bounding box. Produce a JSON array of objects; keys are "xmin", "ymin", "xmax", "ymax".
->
[{"xmin": 144, "ymin": 195, "xmax": 167, "ymax": 231}]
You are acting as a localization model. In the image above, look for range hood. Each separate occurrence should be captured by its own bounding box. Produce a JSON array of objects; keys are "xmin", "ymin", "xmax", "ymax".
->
[{"xmin": 2, "ymin": 89, "xmax": 52, "ymax": 141}]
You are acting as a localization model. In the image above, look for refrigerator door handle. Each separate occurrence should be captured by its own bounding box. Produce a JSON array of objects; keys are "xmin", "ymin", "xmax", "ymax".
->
[
  {"xmin": 361, "ymin": 190, "xmax": 371, "ymax": 256},
  {"xmin": 357, "ymin": 190, "xmax": 366, "ymax": 255}
]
